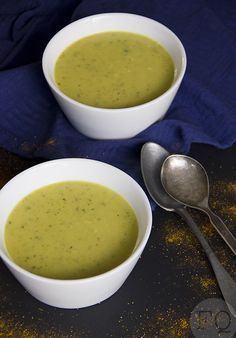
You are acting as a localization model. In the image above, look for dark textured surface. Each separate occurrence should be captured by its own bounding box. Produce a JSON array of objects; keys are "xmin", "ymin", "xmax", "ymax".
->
[{"xmin": 0, "ymin": 143, "xmax": 235, "ymax": 337}]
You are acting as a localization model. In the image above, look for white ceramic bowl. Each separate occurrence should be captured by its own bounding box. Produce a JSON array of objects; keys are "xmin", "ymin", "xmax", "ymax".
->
[
  {"xmin": 0, "ymin": 158, "xmax": 152, "ymax": 309},
  {"xmin": 42, "ymin": 13, "xmax": 186, "ymax": 139}
]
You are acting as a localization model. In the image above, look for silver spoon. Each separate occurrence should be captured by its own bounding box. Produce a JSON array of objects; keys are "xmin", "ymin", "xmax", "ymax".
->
[
  {"xmin": 161, "ymin": 154, "xmax": 236, "ymax": 255},
  {"xmin": 141, "ymin": 142, "xmax": 236, "ymax": 317}
]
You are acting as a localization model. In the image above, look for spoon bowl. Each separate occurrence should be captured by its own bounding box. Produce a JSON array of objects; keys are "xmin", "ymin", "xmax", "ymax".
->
[
  {"xmin": 141, "ymin": 142, "xmax": 181, "ymax": 211},
  {"xmin": 160, "ymin": 154, "xmax": 208, "ymax": 206}
]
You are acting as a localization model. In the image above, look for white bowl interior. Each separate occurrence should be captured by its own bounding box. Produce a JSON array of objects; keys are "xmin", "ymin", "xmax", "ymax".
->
[
  {"xmin": 0, "ymin": 159, "xmax": 151, "ymax": 263},
  {"xmin": 43, "ymin": 13, "xmax": 186, "ymax": 91}
]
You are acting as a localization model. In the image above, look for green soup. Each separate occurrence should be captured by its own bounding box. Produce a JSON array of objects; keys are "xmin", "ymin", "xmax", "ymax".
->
[
  {"xmin": 5, "ymin": 181, "xmax": 138, "ymax": 279},
  {"xmin": 54, "ymin": 31, "xmax": 174, "ymax": 108}
]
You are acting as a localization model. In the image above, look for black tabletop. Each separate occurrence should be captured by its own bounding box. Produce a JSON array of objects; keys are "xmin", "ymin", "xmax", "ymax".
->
[{"xmin": 0, "ymin": 143, "xmax": 235, "ymax": 337}]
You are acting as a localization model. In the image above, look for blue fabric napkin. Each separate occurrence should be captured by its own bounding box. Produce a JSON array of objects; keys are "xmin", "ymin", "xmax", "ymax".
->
[{"xmin": 0, "ymin": 0, "xmax": 235, "ymax": 188}]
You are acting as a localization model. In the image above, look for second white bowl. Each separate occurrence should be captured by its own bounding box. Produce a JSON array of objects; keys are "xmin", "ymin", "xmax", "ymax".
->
[{"xmin": 0, "ymin": 158, "xmax": 152, "ymax": 308}]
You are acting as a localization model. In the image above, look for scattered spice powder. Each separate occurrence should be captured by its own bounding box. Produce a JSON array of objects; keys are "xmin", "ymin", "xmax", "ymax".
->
[
  {"xmin": 227, "ymin": 205, "xmax": 236, "ymax": 215},
  {"xmin": 200, "ymin": 222, "xmax": 216, "ymax": 237},
  {"xmin": 162, "ymin": 218, "xmax": 209, "ymax": 269},
  {"xmin": 0, "ymin": 317, "xmax": 37, "ymax": 338},
  {"xmin": 213, "ymin": 247, "xmax": 236, "ymax": 279},
  {"xmin": 45, "ymin": 138, "xmax": 56, "ymax": 146},
  {"xmin": 225, "ymin": 182, "xmax": 236, "ymax": 194},
  {"xmin": 155, "ymin": 309, "xmax": 190, "ymax": 337},
  {"xmin": 179, "ymin": 318, "xmax": 188, "ymax": 330},
  {"xmin": 210, "ymin": 180, "xmax": 236, "ymax": 233},
  {"xmin": 21, "ymin": 142, "xmax": 37, "ymax": 154},
  {"xmin": 121, "ymin": 307, "xmax": 190, "ymax": 338},
  {"xmin": 198, "ymin": 277, "xmax": 217, "ymax": 290},
  {"xmin": 165, "ymin": 226, "xmax": 195, "ymax": 247},
  {"xmin": 20, "ymin": 137, "xmax": 57, "ymax": 156},
  {"xmin": 20, "ymin": 138, "xmax": 57, "ymax": 154},
  {"xmin": 0, "ymin": 314, "xmax": 85, "ymax": 338}
]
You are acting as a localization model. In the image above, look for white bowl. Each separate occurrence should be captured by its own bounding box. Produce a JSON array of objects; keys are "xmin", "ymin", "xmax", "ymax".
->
[
  {"xmin": 0, "ymin": 159, "xmax": 152, "ymax": 309},
  {"xmin": 42, "ymin": 13, "xmax": 186, "ymax": 139}
]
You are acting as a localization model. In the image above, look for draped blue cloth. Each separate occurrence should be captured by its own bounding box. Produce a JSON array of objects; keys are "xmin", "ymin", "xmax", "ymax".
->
[{"xmin": 0, "ymin": 0, "xmax": 235, "ymax": 186}]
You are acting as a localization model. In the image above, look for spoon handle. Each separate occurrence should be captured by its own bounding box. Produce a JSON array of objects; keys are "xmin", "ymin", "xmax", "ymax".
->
[
  {"xmin": 177, "ymin": 208, "xmax": 236, "ymax": 318},
  {"xmin": 203, "ymin": 207, "xmax": 236, "ymax": 255}
]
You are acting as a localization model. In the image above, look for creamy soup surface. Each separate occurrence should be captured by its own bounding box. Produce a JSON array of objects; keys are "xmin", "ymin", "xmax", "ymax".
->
[
  {"xmin": 54, "ymin": 31, "xmax": 174, "ymax": 108},
  {"xmin": 5, "ymin": 181, "xmax": 138, "ymax": 279}
]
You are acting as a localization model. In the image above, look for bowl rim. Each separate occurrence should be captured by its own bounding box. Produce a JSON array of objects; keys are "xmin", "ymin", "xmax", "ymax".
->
[
  {"xmin": 0, "ymin": 158, "xmax": 152, "ymax": 284},
  {"xmin": 42, "ymin": 12, "xmax": 187, "ymax": 113}
]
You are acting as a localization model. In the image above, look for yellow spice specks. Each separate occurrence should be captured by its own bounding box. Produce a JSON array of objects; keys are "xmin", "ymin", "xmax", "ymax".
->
[{"xmin": 199, "ymin": 277, "xmax": 217, "ymax": 290}]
